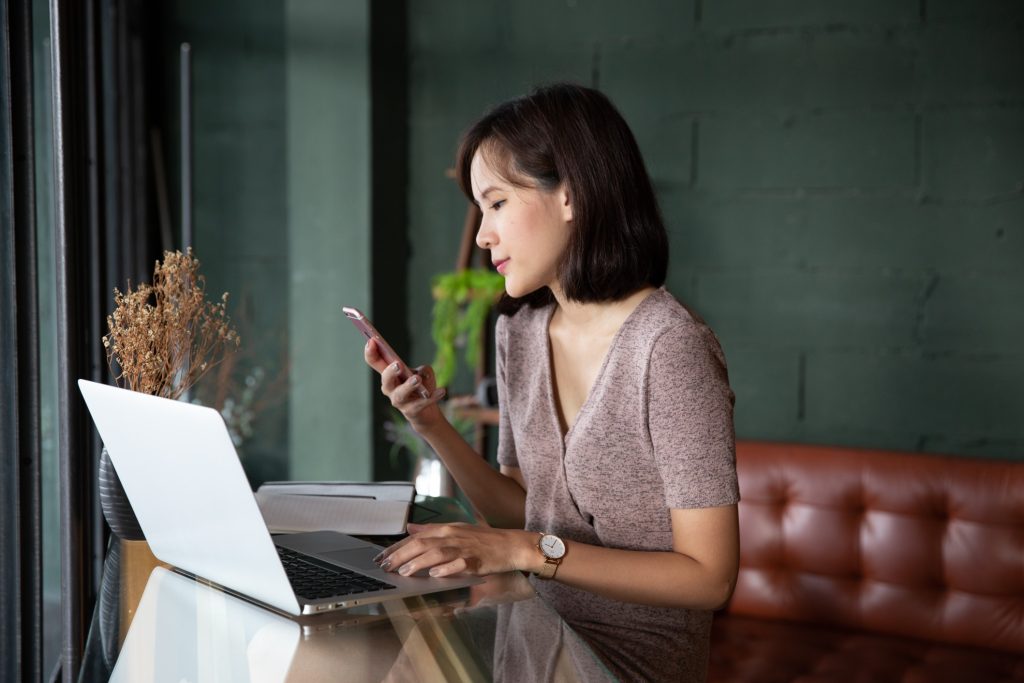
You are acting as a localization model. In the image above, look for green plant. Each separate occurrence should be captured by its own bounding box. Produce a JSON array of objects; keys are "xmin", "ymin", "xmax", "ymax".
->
[
  {"xmin": 430, "ymin": 268, "xmax": 505, "ymax": 388},
  {"xmin": 383, "ymin": 405, "xmax": 476, "ymax": 469}
]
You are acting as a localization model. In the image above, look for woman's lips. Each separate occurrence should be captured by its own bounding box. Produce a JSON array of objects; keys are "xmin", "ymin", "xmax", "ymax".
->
[{"xmin": 494, "ymin": 259, "xmax": 510, "ymax": 275}]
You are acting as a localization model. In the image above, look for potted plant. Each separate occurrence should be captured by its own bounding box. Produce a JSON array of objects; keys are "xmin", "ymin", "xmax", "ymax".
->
[
  {"xmin": 100, "ymin": 249, "xmax": 239, "ymax": 538},
  {"xmin": 384, "ymin": 405, "xmax": 476, "ymax": 497},
  {"xmin": 430, "ymin": 268, "xmax": 505, "ymax": 389}
]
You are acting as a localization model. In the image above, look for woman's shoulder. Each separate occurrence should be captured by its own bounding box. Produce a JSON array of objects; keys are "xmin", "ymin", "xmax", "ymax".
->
[
  {"xmin": 496, "ymin": 297, "xmax": 554, "ymax": 337},
  {"xmin": 628, "ymin": 289, "xmax": 726, "ymax": 363},
  {"xmin": 630, "ymin": 288, "xmax": 713, "ymax": 337},
  {"xmin": 495, "ymin": 298, "xmax": 554, "ymax": 363}
]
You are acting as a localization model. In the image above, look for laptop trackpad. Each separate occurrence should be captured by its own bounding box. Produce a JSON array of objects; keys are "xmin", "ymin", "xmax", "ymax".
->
[
  {"xmin": 321, "ymin": 547, "xmax": 380, "ymax": 571},
  {"xmin": 321, "ymin": 548, "xmax": 431, "ymax": 577}
]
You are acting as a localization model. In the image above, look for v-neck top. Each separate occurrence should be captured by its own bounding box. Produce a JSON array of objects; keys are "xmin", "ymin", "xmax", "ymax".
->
[{"xmin": 494, "ymin": 287, "xmax": 739, "ymax": 682}]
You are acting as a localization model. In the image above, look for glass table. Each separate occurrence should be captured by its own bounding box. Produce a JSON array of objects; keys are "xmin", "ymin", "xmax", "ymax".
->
[{"xmin": 78, "ymin": 502, "xmax": 617, "ymax": 682}]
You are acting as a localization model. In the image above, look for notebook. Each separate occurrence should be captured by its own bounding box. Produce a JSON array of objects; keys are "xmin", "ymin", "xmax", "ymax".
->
[
  {"xmin": 255, "ymin": 481, "xmax": 415, "ymax": 535},
  {"xmin": 78, "ymin": 379, "xmax": 481, "ymax": 616}
]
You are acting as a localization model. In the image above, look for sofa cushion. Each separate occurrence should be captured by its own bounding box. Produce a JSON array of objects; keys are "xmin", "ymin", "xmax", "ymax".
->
[
  {"xmin": 730, "ymin": 441, "xmax": 1023, "ymax": 653},
  {"xmin": 709, "ymin": 614, "xmax": 1024, "ymax": 683}
]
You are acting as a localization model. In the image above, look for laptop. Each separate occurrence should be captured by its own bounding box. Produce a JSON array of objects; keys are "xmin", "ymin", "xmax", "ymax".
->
[{"xmin": 78, "ymin": 379, "xmax": 481, "ymax": 616}]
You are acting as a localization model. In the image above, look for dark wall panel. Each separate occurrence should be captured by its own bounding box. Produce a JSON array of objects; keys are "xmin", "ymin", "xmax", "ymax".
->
[{"xmin": 405, "ymin": 0, "xmax": 1024, "ymax": 460}]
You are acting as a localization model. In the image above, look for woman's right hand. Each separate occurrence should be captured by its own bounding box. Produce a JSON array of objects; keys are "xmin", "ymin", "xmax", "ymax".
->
[{"xmin": 364, "ymin": 338, "xmax": 446, "ymax": 433}]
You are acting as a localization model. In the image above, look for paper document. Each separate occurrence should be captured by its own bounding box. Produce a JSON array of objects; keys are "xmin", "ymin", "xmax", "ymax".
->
[
  {"xmin": 255, "ymin": 481, "xmax": 415, "ymax": 535},
  {"xmin": 258, "ymin": 481, "xmax": 415, "ymax": 502}
]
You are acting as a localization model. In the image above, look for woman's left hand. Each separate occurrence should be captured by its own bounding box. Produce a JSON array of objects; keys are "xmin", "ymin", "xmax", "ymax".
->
[{"xmin": 374, "ymin": 523, "xmax": 539, "ymax": 578}]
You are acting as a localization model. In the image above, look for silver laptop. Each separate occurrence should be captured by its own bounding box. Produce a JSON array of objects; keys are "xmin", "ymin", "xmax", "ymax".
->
[{"xmin": 78, "ymin": 379, "xmax": 480, "ymax": 616}]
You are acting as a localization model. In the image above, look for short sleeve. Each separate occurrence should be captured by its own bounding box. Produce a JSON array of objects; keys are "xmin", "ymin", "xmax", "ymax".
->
[
  {"xmin": 495, "ymin": 315, "xmax": 519, "ymax": 468},
  {"xmin": 647, "ymin": 325, "xmax": 739, "ymax": 509}
]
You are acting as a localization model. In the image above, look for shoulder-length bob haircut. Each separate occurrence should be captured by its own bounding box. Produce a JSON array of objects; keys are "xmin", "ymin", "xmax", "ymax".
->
[{"xmin": 456, "ymin": 83, "xmax": 669, "ymax": 311}]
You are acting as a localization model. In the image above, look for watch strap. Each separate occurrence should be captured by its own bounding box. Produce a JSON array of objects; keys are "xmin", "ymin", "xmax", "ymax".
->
[{"xmin": 536, "ymin": 557, "xmax": 559, "ymax": 580}]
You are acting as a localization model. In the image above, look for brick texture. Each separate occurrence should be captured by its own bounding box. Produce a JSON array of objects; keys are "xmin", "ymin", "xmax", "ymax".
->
[{"xmin": 406, "ymin": 0, "xmax": 1024, "ymax": 460}]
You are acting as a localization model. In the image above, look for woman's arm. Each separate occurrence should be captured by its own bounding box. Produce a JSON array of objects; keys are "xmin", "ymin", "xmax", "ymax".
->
[
  {"xmin": 547, "ymin": 505, "xmax": 739, "ymax": 609},
  {"xmin": 377, "ymin": 504, "xmax": 739, "ymax": 611},
  {"xmin": 365, "ymin": 338, "xmax": 526, "ymax": 528},
  {"xmin": 415, "ymin": 418, "xmax": 527, "ymax": 529}
]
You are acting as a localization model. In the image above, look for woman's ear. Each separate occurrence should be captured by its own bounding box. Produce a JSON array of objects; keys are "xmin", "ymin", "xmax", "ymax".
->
[{"xmin": 559, "ymin": 185, "xmax": 573, "ymax": 223}]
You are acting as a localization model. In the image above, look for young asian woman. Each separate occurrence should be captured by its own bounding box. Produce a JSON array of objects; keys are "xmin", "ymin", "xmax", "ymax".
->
[{"xmin": 363, "ymin": 83, "xmax": 739, "ymax": 683}]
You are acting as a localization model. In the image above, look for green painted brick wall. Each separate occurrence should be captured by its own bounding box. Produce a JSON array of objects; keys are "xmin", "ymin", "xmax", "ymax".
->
[
  {"xmin": 405, "ymin": 0, "xmax": 1024, "ymax": 460},
  {"xmin": 153, "ymin": 0, "xmax": 1023, "ymax": 472},
  {"xmin": 157, "ymin": 0, "xmax": 376, "ymax": 484},
  {"xmin": 156, "ymin": 0, "xmax": 292, "ymax": 485},
  {"xmin": 286, "ymin": 0, "xmax": 374, "ymax": 482}
]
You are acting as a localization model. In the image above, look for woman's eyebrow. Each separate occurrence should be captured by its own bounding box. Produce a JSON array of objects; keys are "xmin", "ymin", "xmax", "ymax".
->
[{"xmin": 472, "ymin": 186, "xmax": 500, "ymax": 205}]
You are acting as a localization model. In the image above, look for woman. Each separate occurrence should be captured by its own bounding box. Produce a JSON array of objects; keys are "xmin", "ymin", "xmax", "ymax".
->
[{"xmin": 365, "ymin": 83, "xmax": 739, "ymax": 682}]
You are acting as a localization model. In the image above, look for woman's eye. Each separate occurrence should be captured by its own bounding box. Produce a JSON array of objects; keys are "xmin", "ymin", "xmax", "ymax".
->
[{"xmin": 491, "ymin": 200, "xmax": 505, "ymax": 211}]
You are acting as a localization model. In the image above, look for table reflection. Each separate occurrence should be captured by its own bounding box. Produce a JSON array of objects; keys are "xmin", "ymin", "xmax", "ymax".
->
[
  {"xmin": 110, "ymin": 567, "xmax": 299, "ymax": 682},
  {"xmin": 83, "ymin": 539, "xmax": 617, "ymax": 682}
]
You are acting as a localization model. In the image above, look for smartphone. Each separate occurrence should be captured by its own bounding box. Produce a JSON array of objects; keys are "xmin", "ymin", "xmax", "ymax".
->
[{"xmin": 343, "ymin": 306, "xmax": 431, "ymax": 399}]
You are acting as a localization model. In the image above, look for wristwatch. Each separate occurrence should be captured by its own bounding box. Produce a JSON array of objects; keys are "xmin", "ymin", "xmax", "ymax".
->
[{"xmin": 535, "ymin": 532, "xmax": 567, "ymax": 580}]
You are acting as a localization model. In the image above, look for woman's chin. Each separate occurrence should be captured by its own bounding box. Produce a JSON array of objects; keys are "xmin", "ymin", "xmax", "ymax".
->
[
  {"xmin": 505, "ymin": 284, "xmax": 532, "ymax": 299},
  {"xmin": 505, "ymin": 278, "xmax": 555, "ymax": 300}
]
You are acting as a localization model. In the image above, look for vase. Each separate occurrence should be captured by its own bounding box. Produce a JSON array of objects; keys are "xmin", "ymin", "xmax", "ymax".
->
[
  {"xmin": 413, "ymin": 455, "xmax": 454, "ymax": 498},
  {"xmin": 98, "ymin": 447, "xmax": 146, "ymax": 541},
  {"xmin": 97, "ymin": 538, "xmax": 122, "ymax": 670}
]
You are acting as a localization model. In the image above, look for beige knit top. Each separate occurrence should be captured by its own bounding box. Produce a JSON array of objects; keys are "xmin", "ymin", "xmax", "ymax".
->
[{"xmin": 494, "ymin": 287, "xmax": 739, "ymax": 682}]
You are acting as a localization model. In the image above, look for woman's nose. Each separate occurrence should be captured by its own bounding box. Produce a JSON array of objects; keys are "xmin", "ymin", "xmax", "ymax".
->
[{"xmin": 476, "ymin": 216, "xmax": 495, "ymax": 250}]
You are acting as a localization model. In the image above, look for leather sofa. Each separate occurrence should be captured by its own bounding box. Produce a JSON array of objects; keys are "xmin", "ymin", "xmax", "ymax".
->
[{"xmin": 708, "ymin": 440, "xmax": 1024, "ymax": 682}]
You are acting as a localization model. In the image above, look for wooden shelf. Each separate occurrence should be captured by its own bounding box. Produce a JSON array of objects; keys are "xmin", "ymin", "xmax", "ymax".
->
[
  {"xmin": 448, "ymin": 395, "xmax": 499, "ymax": 426},
  {"xmin": 446, "ymin": 196, "xmax": 495, "ymax": 455}
]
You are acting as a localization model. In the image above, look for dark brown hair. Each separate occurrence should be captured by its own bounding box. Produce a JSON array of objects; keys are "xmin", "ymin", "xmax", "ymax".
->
[{"xmin": 456, "ymin": 83, "xmax": 668, "ymax": 312}]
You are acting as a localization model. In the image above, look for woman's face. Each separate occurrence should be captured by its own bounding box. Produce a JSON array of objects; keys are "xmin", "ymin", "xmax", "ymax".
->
[{"xmin": 471, "ymin": 150, "xmax": 573, "ymax": 299}]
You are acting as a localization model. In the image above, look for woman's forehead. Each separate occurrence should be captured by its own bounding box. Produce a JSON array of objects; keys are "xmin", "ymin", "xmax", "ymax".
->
[
  {"xmin": 471, "ymin": 150, "xmax": 512, "ymax": 194},
  {"xmin": 471, "ymin": 144, "xmax": 539, "ymax": 196},
  {"xmin": 471, "ymin": 148, "xmax": 504, "ymax": 179}
]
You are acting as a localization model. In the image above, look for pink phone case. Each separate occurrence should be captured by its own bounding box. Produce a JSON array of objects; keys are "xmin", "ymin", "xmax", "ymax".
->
[{"xmin": 343, "ymin": 307, "xmax": 431, "ymax": 399}]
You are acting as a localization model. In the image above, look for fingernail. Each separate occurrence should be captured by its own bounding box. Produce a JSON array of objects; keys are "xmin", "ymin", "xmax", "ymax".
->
[
  {"xmin": 392, "ymin": 362, "xmax": 400, "ymax": 371},
  {"xmin": 428, "ymin": 567, "xmax": 442, "ymax": 577},
  {"xmin": 398, "ymin": 564, "xmax": 413, "ymax": 576},
  {"xmin": 373, "ymin": 552, "xmax": 384, "ymax": 564},
  {"xmin": 410, "ymin": 375, "xmax": 420, "ymax": 386},
  {"xmin": 380, "ymin": 559, "xmax": 392, "ymax": 571}
]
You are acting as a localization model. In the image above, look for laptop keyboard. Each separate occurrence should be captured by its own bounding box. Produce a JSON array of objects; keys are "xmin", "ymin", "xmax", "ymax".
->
[{"xmin": 276, "ymin": 545, "xmax": 396, "ymax": 600}]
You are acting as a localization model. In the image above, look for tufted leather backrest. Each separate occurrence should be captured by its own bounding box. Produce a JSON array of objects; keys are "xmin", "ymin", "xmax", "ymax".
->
[{"xmin": 729, "ymin": 441, "xmax": 1024, "ymax": 653}]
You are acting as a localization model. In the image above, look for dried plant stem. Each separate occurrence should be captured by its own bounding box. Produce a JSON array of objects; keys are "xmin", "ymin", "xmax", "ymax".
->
[{"xmin": 103, "ymin": 249, "xmax": 240, "ymax": 399}]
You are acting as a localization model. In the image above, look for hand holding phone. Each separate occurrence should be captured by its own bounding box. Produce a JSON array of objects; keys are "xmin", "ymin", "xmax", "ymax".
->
[{"xmin": 343, "ymin": 306, "xmax": 432, "ymax": 400}]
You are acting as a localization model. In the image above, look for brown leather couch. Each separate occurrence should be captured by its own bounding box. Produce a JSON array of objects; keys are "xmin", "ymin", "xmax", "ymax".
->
[{"xmin": 708, "ymin": 440, "xmax": 1024, "ymax": 682}]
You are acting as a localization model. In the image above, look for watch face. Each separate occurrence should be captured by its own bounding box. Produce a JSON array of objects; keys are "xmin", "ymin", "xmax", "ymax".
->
[{"xmin": 540, "ymin": 534, "xmax": 566, "ymax": 559}]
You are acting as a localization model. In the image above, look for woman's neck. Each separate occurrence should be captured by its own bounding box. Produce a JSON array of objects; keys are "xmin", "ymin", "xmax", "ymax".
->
[{"xmin": 549, "ymin": 284, "xmax": 657, "ymax": 337}]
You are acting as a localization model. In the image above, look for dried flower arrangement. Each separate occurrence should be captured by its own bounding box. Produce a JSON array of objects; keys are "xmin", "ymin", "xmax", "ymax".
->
[{"xmin": 102, "ymin": 249, "xmax": 240, "ymax": 399}]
